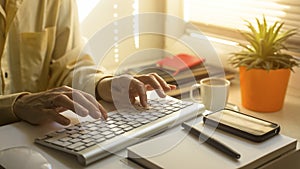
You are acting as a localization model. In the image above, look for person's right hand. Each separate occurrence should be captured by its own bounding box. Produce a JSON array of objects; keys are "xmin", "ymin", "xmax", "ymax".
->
[{"xmin": 13, "ymin": 86, "xmax": 107, "ymax": 125}]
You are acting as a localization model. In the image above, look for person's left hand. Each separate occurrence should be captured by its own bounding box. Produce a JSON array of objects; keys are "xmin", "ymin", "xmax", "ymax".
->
[{"xmin": 96, "ymin": 73, "xmax": 176, "ymax": 108}]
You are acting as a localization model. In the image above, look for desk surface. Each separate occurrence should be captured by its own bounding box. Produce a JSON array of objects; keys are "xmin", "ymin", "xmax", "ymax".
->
[{"xmin": 0, "ymin": 78, "xmax": 299, "ymax": 169}]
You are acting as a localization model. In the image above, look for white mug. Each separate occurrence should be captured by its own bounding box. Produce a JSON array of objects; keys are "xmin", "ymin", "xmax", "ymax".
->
[{"xmin": 190, "ymin": 77, "xmax": 230, "ymax": 112}]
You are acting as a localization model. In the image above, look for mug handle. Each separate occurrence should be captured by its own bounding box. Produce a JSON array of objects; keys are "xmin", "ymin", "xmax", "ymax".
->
[{"xmin": 190, "ymin": 84, "xmax": 202, "ymax": 103}]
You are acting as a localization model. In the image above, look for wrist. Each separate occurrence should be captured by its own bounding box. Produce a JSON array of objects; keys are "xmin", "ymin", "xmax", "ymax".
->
[
  {"xmin": 13, "ymin": 93, "xmax": 30, "ymax": 119},
  {"xmin": 96, "ymin": 77, "xmax": 113, "ymax": 102}
]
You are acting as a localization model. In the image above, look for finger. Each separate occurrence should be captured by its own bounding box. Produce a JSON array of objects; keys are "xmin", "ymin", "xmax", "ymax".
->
[
  {"xmin": 145, "ymin": 84, "xmax": 177, "ymax": 91},
  {"xmin": 59, "ymin": 88, "xmax": 105, "ymax": 119},
  {"xmin": 49, "ymin": 85, "xmax": 73, "ymax": 92},
  {"xmin": 169, "ymin": 84, "xmax": 177, "ymax": 90},
  {"xmin": 55, "ymin": 107, "xmax": 68, "ymax": 113},
  {"xmin": 51, "ymin": 94, "xmax": 89, "ymax": 117},
  {"xmin": 45, "ymin": 109, "xmax": 70, "ymax": 126},
  {"xmin": 97, "ymin": 103, "xmax": 108, "ymax": 120},
  {"xmin": 129, "ymin": 93, "xmax": 136, "ymax": 105},
  {"xmin": 76, "ymin": 91, "xmax": 107, "ymax": 119},
  {"xmin": 136, "ymin": 74, "xmax": 166, "ymax": 98},
  {"xmin": 70, "ymin": 91, "xmax": 102, "ymax": 119},
  {"xmin": 131, "ymin": 79, "xmax": 148, "ymax": 107},
  {"xmin": 150, "ymin": 73, "xmax": 173, "ymax": 91},
  {"xmin": 60, "ymin": 89, "xmax": 107, "ymax": 120}
]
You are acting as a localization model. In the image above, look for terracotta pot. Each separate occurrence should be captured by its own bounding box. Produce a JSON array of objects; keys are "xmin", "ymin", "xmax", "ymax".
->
[{"xmin": 239, "ymin": 66, "xmax": 291, "ymax": 112}]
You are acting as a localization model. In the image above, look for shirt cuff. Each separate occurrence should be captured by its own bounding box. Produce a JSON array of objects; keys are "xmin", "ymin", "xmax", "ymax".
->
[
  {"xmin": 0, "ymin": 92, "xmax": 30, "ymax": 125},
  {"xmin": 95, "ymin": 75, "xmax": 113, "ymax": 101}
]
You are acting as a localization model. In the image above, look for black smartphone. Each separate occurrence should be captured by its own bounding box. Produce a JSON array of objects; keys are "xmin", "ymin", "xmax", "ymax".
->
[{"xmin": 203, "ymin": 109, "xmax": 280, "ymax": 142}]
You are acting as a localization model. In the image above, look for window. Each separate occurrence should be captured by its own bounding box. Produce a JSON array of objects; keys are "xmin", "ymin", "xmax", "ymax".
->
[
  {"xmin": 76, "ymin": 0, "xmax": 138, "ymax": 64},
  {"xmin": 183, "ymin": 0, "xmax": 300, "ymax": 52},
  {"xmin": 76, "ymin": 0, "xmax": 102, "ymax": 23}
]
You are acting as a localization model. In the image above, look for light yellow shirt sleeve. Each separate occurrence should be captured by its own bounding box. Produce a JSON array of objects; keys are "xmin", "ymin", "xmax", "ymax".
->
[{"xmin": 0, "ymin": 92, "xmax": 30, "ymax": 125}]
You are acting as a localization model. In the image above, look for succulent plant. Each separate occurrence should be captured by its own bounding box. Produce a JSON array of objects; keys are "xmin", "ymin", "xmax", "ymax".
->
[{"xmin": 229, "ymin": 16, "xmax": 299, "ymax": 71}]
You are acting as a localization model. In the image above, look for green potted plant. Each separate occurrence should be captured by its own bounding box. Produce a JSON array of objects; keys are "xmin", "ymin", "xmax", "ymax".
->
[{"xmin": 229, "ymin": 16, "xmax": 299, "ymax": 112}]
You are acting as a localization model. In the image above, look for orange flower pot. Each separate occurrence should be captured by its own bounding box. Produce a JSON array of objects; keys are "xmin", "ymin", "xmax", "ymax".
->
[{"xmin": 239, "ymin": 66, "xmax": 291, "ymax": 112}]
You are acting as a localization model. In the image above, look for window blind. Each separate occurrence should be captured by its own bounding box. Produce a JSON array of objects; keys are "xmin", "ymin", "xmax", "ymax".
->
[{"xmin": 183, "ymin": 0, "xmax": 300, "ymax": 52}]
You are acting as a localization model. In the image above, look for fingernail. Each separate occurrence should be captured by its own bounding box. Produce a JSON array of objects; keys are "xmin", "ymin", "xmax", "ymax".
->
[
  {"xmin": 140, "ymin": 100, "xmax": 147, "ymax": 108},
  {"xmin": 95, "ymin": 111, "xmax": 102, "ymax": 119},
  {"xmin": 82, "ymin": 111, "xmax": 89, "ymax": 117},
  {"xmin": 158, "ymin": 89, "xmax": 166, "ymax": 98},
  {"xmin": 62, "ymin": 119, "xmax": 71, "ymax": 126},
  {"xmin": 103, "ymin": 116, "xmax": 107, "ymax": 121},
  {"xmin": 102, "ymin": 111, "xmax": 108, "ymax": 120}
]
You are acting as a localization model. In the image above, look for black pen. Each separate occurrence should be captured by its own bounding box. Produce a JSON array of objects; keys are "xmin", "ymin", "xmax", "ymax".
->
[{"xmin": 182, "ymin": 122, "xmax": 241, "ymax": 159}]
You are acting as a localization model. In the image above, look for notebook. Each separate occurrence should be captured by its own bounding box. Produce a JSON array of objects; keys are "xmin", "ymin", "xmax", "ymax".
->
[
  {"xmin": 127, "ymin": 121, "xmax": 297, "ymax": 169},
  {"xmin": 156, "ymin": 53, "xmax": 205, "ymax": 75}
]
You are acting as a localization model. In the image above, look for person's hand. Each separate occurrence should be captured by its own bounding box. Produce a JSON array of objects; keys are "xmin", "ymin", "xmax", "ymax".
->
[
  {"xmin": 13, "ymin": 86, "xmax": 107, "ymax": 125},
  {"xmin": 96, "ymin": 73, "xmax": 176, "ymax": 108}
]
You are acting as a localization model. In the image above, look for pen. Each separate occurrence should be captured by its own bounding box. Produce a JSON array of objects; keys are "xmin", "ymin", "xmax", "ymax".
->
[{"xmin": 181, "ymin": 122, "xmax": 241, "ymax": 159}]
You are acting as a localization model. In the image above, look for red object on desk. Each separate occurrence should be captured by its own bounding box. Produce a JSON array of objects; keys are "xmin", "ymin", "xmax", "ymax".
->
[{"xmin": 156, "ymin": 53, "xmax": 205, "ymax": 75}]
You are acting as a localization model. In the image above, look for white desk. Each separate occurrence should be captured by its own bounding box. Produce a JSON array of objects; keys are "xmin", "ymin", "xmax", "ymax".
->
[{"xmin": 0, "ymin": 78, "xmax": 299, "ymax": 169}]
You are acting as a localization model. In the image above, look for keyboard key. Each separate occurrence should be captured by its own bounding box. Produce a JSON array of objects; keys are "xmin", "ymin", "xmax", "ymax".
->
[
  {"xmin": 96, "ymin": 138, "xmax": 106, "ymax": 143},
  {"xmin": 105, "ymin": 134, "xmax": 115, "ymax": 139},
  {"xmin": 59, "ymin": 137, "xmax": 72, "ymax": 142},
  {"xmin": 106, "ymin": 120, "xmax": 115, "ymax": 124},
  {"xmin": 163, "ymin": 110, "xmax": 174, "ymax": 115},
  {"xmin": 89, "ymin": 131, "xmax": 101, "ymax": 136},
  {"xmin": 82, "ymin": 138, "xmax": 94, "ymax": 143},
  {"xmin": 123, "ymin": 126, "xmax": 133, "ymax": 132},
  {"xmin": 92, "ymin": 135, "xmax": 104, "ymax": 140},
  {"xmin": 70, "ymin": 134, "xmax": 81, "ymax": 138},
  {"xmin": 172, "ymin": 107, "xmax": 181, "ymax": 111},
  {"xmin": 78, "ymin": 134, "xmax": 90, "ymax": 139},
  {"xmin": 114, "ymin": 130, "xmax": 125, "ymax": 135},
  {"xmin": 52, "ymin": 140, "xmax": 65, "ymax": 147},
  {"xmin": 127, "ymin": 121, "xmax": 140, "ymax": 126},
  {"xmin": 108, "ymin": 124, "xmax": 118, "ymax": 128},
  {"xmin": 136, "ymin": 119, "xmax": 150, "ymax": 124},
  {"xmin": 110, "ymin": 127, "xmax": 122, "ymax": 132},
  {"xmin": 132, "ymin": 123, "xmax": 142, "ymax": 128},
  {"xmin": 119, "ymin": 124, "xmax": 131, "ymax": 129},
  {"xmin": 151, "ymin": 112, "xmax": 166, "ymax": 118},
  {"xmin": 75, "ymin": 146, "xmax": 86, "ymax": 152},
  {"xmin": 86, "ymin": 123, "xmax": 96, "ymax": 128},
  {"xmin": 88, "ymin": 127, "xmax": 98, "ymax": 131},
  {"xmin": 115, "ymin": 121, "xmax": 126, "ymax": 125},
  {"xmin": 99, "ymin": 127, "xmax": 110, "ymax": 132},
  {"xmin": 53, "ymin": 141, "xmax": 72, "ymax": 147},
  {"xmin": 147, "ymin": 116, "xmax": 159, "ymax": 121},
  {"xmin": 67, "ymin": 142, "xmax": 84, "ymax": 150},
  {"xmin": 70, "ymin": 138, "xmax": 81, "ymax": 143},
  {"xmin": 85, "ymin": 142, "xmax": 96, "ymax": 147},
  {"xmin": 102, "ymin": 131, "xmax": 113, "ymax": 136}
]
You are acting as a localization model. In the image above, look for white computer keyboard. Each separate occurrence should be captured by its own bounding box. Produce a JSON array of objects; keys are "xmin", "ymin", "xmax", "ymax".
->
[{"xmin": 35, "ymin": 96, "xmax": 203, "ymax": 165}]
